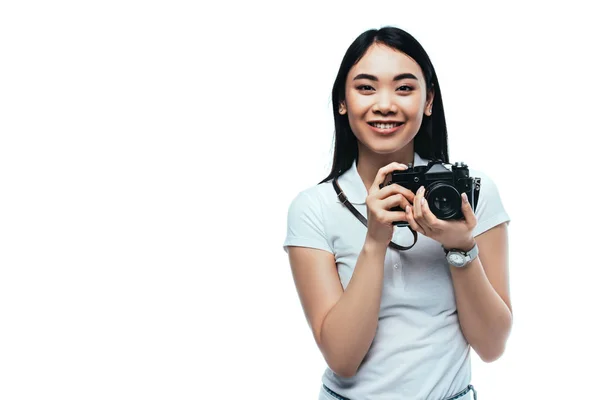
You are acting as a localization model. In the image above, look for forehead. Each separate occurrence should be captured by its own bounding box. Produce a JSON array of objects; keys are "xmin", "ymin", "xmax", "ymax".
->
[{"xmin": 348, "ymin": 43, "xmax": 423, "ymax": 81}]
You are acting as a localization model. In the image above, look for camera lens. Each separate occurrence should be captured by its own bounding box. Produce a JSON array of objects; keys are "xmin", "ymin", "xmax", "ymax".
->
[{"xmin": 426, "ymin": 183, "xmax": 461, "ymax": 220}]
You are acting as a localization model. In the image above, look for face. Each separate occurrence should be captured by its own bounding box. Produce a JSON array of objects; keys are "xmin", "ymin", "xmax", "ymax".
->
[{"xmin": 339, "ymin": 43, "xmax": 434, "ymax": 156}]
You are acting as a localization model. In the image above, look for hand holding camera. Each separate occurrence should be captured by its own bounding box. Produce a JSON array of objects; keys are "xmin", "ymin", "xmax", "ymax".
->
[
  {"xmin": 364, "ymin": 162, "xmax": 415, "ymax": 249},
  {"xmin": 384, "ymin": 159, "xmax": 481, "ymax": 250}
]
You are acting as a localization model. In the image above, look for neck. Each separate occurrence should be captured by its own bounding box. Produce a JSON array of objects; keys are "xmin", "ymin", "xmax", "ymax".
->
[{"xmin": 356, "ymin": 141, "xmax": 415, "ymax": 191}]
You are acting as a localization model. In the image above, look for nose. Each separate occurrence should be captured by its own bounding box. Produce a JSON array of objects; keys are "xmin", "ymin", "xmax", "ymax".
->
[{"xmin": 372, "ymin": 91, "xmax": 398, "ymax": 115}]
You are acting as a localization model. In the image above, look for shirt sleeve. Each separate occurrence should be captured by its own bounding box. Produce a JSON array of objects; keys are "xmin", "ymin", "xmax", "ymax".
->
[
  {"xmin": 283, "ymin": 190, "xmax": 333, "ymax": 254},
  {"xmin": 472, "ymin": 170, "xmax": 511, "ymax": 237}
]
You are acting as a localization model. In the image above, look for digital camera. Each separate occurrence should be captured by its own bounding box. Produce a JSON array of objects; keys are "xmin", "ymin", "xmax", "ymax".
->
[{"xmin": 382, "ymin": 160, "xmax": 481, "ymax": 227}]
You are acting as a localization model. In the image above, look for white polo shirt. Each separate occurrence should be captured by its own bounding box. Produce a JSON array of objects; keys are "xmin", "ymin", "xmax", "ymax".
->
[{"xmin": 283, "ymin": 152, "xmax": 511, "ymax": 400}]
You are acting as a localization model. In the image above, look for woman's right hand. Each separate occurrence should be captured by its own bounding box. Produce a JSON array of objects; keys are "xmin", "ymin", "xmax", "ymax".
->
[{"xmin": 365, "ymin": 162, "xmax": 416, "ymax": 248}]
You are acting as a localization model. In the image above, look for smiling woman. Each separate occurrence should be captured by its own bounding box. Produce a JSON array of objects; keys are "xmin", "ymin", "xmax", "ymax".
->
[
  {"xmin": 283, "ymin": 26, "xmax": 511, "ymax": 400},
  {"xmin": 344, "ymin": 67, "xmax": 424, "ymax": 143},
  {"xmin": 336, "ymin": 42, "xmax": 438, "ymax": 181}
]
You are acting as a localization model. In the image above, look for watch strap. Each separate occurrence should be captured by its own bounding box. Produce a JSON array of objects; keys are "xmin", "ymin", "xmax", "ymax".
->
[{"xmin": 443, "ymin": 242, "xmax": 479, "ymax": 262}]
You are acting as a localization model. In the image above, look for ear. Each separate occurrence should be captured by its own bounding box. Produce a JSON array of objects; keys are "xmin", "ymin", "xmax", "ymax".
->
[
  {"xmin": 339, "ymin": 101, "xmax": 347, "ymax": 115},
  {"xmin": 425, "ymin": 86, "xmax": 435, "ymax": 116}
]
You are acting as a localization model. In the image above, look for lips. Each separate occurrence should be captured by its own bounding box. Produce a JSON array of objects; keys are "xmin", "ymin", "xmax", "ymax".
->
[
  {"xmin": 368, "ymin": 121, "xmax": 405, "ymax": 135},
  {"xmin": 368, "ymin": 121, "xmax": 404, "ymax": 128}
]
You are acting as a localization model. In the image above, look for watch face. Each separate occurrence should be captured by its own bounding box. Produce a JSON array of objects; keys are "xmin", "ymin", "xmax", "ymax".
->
[{"xmin": 449, "ymin": 253, "xmax": 466, "ymax": 266}]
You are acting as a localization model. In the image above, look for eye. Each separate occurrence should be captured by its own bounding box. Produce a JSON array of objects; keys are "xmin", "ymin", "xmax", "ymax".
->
[
  {"xmin": 356, "ymin": 84, "xmax": 413, "ymax": 93},
  {"xmin": 357, "ymin": 85, "xmax": 375, "ymax": 91}
]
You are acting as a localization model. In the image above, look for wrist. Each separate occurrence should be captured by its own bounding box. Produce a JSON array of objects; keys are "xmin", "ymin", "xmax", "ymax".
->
[
  {"xmin": 442, "ymin": 236, "xmax": 476, "ymax": 252},
  {"xmin": 363, "ymin": 236, "xmax": 388, "ymax": 255},
  {"xmin": 443, "ymin": 238, "xmax": 479, "ymax": 268}
]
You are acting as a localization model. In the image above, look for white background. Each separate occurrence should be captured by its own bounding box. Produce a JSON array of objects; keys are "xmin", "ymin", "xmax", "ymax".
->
[{"xmin": 1, "ymin": 1, "xmax": 599, "ymax": 399}]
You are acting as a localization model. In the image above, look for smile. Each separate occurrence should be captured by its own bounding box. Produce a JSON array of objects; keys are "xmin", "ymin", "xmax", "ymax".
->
[
  {"xmin": 368, "ymin": 122, "xmax": 405, "ymax": 135},
  {"xmin": 368, "ymin": 122, "xmax": 403, "ymax": 129}
]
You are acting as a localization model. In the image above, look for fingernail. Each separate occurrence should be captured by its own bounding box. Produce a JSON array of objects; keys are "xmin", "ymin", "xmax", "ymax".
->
[{"xmin": 461, "ymin": 193, "xmax": 467, "ymax": 202}]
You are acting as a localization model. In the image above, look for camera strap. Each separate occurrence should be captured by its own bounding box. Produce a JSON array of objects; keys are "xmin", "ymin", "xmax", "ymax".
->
[{"xmin": 332, "ymin": 178, "xmax": 418, "ymax": 251}]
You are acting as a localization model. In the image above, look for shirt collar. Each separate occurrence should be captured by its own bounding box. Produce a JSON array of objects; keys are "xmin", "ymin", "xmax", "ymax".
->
[{"xmin": 336, "ymin": 152, "xmax": 429, "ymax": 205}]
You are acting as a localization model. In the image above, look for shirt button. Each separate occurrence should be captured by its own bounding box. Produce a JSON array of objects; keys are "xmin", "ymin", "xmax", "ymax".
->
[{"xmin": 393, "ymin": 263, "xmax": 399, "ymax": 269}]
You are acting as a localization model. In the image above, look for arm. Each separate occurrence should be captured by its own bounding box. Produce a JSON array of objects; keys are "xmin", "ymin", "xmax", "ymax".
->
[
  {"xmin": 449, "ymin": 222, "xmax": 512, "ymax": 362},
  {"xmin": 286, "ymin": 163, "xmax": 413, "ymax": 377},
  {"xmin": 406, "ymin": 170, "xmax": 512, "ymax": 362},
  {"xmin": 287, "ymin": 237, "xmax": 387, "ymax": 378}
]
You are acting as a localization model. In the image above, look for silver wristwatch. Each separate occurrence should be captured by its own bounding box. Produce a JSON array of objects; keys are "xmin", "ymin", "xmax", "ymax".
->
[{"xmin": 443, "ymin": 243, "xmax": 479, "ymax": 268}]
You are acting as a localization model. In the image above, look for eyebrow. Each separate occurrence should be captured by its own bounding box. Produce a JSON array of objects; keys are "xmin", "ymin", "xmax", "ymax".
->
[{"xmin": 352, "ymin": 73, "xmax": 418, "ymax": 82}]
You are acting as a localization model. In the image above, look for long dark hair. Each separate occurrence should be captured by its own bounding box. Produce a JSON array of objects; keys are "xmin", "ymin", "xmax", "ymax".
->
[{"xmin": 319, "ymin": 26, "xmax": 449, "ymax": 184}]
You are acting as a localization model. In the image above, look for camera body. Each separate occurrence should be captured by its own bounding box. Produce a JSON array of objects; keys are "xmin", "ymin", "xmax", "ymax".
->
[{"xmin": 383, "ymin": 160, "xmax": 481, "ymax": 227}]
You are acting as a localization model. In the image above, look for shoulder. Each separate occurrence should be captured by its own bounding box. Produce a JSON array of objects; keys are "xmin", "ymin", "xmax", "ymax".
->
[
  {"xmin": 284, "ymin": 180, "xmax": 337, "ymax": 253},
  {"xmin": 466, "ymin": 165, "xmax": 511, "ymax": 237},
  {"xmin": 468, "ymin": 166, "xmax": 504, "ymax": 202},
  {"xmin": 285, "ymin": 180, "xmax": 338, "ymax": 233},
  {"xmin": 287, "ymin": 179, "xmax": 337, "ymax": 213}
]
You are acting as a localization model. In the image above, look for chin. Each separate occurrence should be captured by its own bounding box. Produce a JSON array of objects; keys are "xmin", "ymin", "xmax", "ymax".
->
[
  {"xmin": 372, "ymin": 146, "xmax": 403, "ymax": 155},
  {"xmin": 365, "ymin": 138, "xmax": 414, "ymax": 155}
]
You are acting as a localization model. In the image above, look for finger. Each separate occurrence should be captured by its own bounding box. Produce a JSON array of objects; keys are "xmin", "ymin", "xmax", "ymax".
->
[
  {"xmin": 405, "ymin": 205, "xmax": 425, "ymax": 235},
  {"xmin": 380, "ymin": 193, "xmax": 410, "ymax": 211},
  {"xmin": 370, "ymin": 162, "xmax": 408, "ymax": 194},
  {"xmin": 414, "ymin": 188, "xmax": 434, "ymax": 234},
  {"xmin": 377, "ymin": 183, "xmax": 416, "ymax": 203},
  {"xmin": 377, "ymin": 210, "xmax": 407, "ymax": 224},
  {"xmin": 461, "ymin": 193, "xmax": 478, "ymax": 228},
  {"xmin": 413, "ymin": 185, "xmax": 424, "ymax": 221},
  {"xmin": 420, "ymin": 197, "xmax": 439, "ymax": 227}
]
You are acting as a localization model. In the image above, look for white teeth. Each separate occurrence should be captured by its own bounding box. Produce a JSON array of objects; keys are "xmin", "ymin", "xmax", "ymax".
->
[{"xmin": 373, "ymin": 123, "xmax": 400, "ymax": 129}]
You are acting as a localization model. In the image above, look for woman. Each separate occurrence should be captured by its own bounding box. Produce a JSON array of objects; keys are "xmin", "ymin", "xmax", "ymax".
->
[{"xmin": 283, "ymin": 26, "xmax": 512, "ymax": 400}]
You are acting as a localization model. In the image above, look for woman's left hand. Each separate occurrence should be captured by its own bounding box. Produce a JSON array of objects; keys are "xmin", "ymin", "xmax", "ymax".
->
[{"xmin": 405, "ymin": 185, "xmax": 478, "ymax": 250}]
